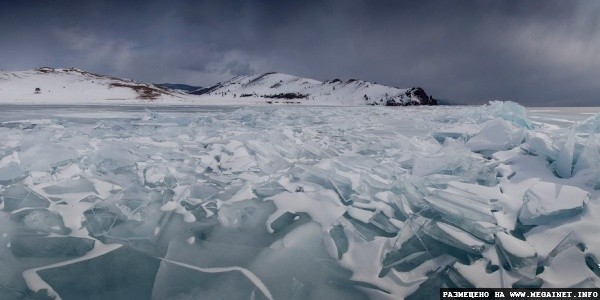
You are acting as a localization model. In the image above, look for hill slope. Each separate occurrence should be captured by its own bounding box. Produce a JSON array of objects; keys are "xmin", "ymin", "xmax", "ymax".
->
[
  {"xmin": 191, "ymin": 72, "xmax": 437, "ymax": 106},
  {"xmin": 0, "ymin": 67, "xmax": 181, "ymax": 104},
  {"xmin": 0, "ymin": 68, "xmax": 437, "ymax": 106}
]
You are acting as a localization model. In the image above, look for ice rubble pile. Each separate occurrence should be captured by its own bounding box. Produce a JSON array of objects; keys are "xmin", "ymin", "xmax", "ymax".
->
[
  {"xmin": 523, "ymin": 110, "xmax": 600, "ymax": 186},
  {"xmin": 0, "ymin": 102, "xmax": 598, "ymax": 299}
]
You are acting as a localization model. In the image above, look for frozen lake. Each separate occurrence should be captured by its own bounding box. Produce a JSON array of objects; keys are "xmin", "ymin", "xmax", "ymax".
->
[
  {"xmin": 527, "ymin": 107, "xmax": 600, "ymax": 127},
  {"xmin": 0, "ymin": 102, "xmax": 599, "ymax": 299},
  {"xmin": 1, "ymin": 104, "xmax": 598, "ymax": 127}
]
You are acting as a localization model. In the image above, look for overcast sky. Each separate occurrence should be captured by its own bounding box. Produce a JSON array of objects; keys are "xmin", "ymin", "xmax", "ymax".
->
[{"xmin": 1, "ymin": 0, "xmax": 599, "ymax": 105}]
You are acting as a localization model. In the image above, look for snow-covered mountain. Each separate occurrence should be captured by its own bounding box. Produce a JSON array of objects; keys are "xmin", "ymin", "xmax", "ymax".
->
[
  {"xmin": 0, "ymin": 67, "xmax": 180, "ymax": 104},
  {"xmin": 191, "ymin": 72, "xmax": 437, "ymax": 106},
  {"xmin": 0, "ymin": 68, "xmax": 437, "ymax": 106}
]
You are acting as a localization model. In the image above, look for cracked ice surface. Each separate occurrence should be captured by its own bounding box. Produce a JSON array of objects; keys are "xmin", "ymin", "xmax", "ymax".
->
[{"xmin": 0, "ymin": 102, "xmax": 600, "ymax": 299}]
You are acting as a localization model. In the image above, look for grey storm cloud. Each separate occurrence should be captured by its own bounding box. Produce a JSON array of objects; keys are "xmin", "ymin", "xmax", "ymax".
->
[{"xmin": 0, "ymin": 0, "xmax": 599, "ymax": 106}]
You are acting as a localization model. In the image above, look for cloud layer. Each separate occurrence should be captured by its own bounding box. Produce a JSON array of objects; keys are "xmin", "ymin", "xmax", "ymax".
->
[{"xmin": 1, "ymin": 0, "xmax": 599, "ymax": 105}]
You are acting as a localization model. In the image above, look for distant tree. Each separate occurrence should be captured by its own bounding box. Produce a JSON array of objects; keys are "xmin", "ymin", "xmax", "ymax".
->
[{"xmin": 35, "ymin": 88, "xmax": 41, "ymax": 94}]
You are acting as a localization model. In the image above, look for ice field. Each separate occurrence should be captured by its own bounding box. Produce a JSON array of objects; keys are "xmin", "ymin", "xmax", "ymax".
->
[{"xmin": 0, "ymin": 102, "xmax": 599, "ymax": 299}]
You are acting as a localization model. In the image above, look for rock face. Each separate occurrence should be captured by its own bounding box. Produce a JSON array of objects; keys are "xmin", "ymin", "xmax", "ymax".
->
[
  {"xmin": 386, "ymin": 87, "xmax": 437, "ymax": 106},
  {"xmin": 191, "ymin": 72, "xmax": 438, "ymax": 106}
]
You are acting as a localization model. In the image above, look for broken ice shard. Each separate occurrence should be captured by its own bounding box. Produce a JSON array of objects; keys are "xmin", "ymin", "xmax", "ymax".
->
[
  {"xmin": 380, "ymin": 233, "xmax": 463, "ymax": 275},
  {"xmin": 189, "ymin": 183, "xmax": 220, "ymax": 201},
  {"xmin": 542, "ymin": 231, "xmax": 582, "ymax": 266},
  {"xmin": 574, "ymin": 133, "xmax": 600, "ymax": 174},
  {"xmin": 1, "ymin": 185, "xmax": 50, "ymax": 212},
  {"xmin": 10, "ymin": 236, "xmax": 95, "ymax": 258},
  {"xmin": 219, "ymin": 146, "xmax": 258, "ymax": 173},
  {"xmin": 0, "ymin": 163, "xmax": 27, "ymax": 185},
  {"xmin": 83, "ymin": 207, "xmax": 122, "ymax": 237},
  {"xmin": 576, "ymin": 112, "xmax": 600, "ymax": 133},
  {"xmin": 43, "ymin": 177, "xmax": 98, "ymax": 195},
  {"xmin": 495, "ymin": 232, "xmax": 537, "ymax": 278},
  {"xmin": 522, "ymin": 131, "xmax": 557, "ymax": 159},
  {"xmin": 518, "ymin": 182, "xmax": 587, "ymax": 226},
  {"xmin": 485, "ymin": 100, "xmax": 533, "ymax": 129},
  {"xmin": 426, "ymin": 189, "xmax": 496, "ymax": 223},
  {"xmin": 552, "ymin": 128, "xmax": 577, "ymax": 178},
  {"xmin": 423, "ymin": 221, "xmax": 486, "ymax": 254},
  {"xmin": 143, "ymin": 164, "xmax": 170, "ymax": 188},
  {"xmin": 267, "ymin": 210, "xmax": 298, "ymax": 232},
  {"xmin": 466, "ymin": 119, "xmax": 526, "ymax": 153},
  {"xmin": 329, "ymin": 225, "xmax": 349, "ymax": 259},
  {"xmin": 217, "ymin": 200, "xmax": 269, "ymax": 230},
  {"xmin": 252, "ymin": 180, "xmax": 287, "ymax": 198},
  {"xmin": 12, "ymin": 208, "xmax": 70, "ymax": 235},
  {"xmin": 297, "ymin": 165, "xmax": 353, "ymax": 204},
  {"xmin": 394, "ymin": 180, "xmax": 430, "ymax": 212},
  {"xmin": 411, "ymin": 154, "xmax": 456, "ymax": 177},
  {"xmin": 19, "ymin": 143, "xmax": 78, "ymax": 171},
  {"xmin": 423, "ymin": 189, "xmax": 499, "ymax": 240},
  {"xmin": 344, "ymin": 207, "xmax": 399, "ymax": 238}
]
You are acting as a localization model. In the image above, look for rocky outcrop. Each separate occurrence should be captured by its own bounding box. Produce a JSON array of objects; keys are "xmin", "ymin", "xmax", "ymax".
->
[{"xmin": 386, "ymin": 87, "xmax": 437, "ymax": 106}]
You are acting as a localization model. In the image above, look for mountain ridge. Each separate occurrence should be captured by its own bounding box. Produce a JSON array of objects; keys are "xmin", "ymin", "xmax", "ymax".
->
[
  {"xmin": 190, "ymin": 72, "xmax": 437, "ymax": 106},
  {"xmin": 0, "ymin": 67, "xmax": 438, "ymax": 106}
]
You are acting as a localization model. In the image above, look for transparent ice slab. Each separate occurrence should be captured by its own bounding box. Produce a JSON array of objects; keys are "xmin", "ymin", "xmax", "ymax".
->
[{"xmin": 518, "ymin": 182, "xmax": 587, "ymax": 226}]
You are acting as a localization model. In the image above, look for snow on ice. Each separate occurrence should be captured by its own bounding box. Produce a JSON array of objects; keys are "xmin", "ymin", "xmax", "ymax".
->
[{"xmin": 0, "ymin": 101, "xmax": 599, "ymax": 299}]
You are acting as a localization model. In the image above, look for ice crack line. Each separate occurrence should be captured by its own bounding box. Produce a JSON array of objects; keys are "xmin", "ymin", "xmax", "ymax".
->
[
  {"xmin": 23, "ymin": 242, "xmax": 273, "ymax": 300},
  {"xmin": 156, "ymin": 257, "xmax": 274, "ymax": 300},
  {"xmin": 22, "ymin": 243, "xmax": 123, "ymax": 300}
]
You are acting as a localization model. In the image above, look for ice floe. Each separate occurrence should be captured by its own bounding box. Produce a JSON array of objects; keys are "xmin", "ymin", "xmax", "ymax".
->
[{"xmin": 0, "ymin": 102, "xmax": 598, "ymax": 299}]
